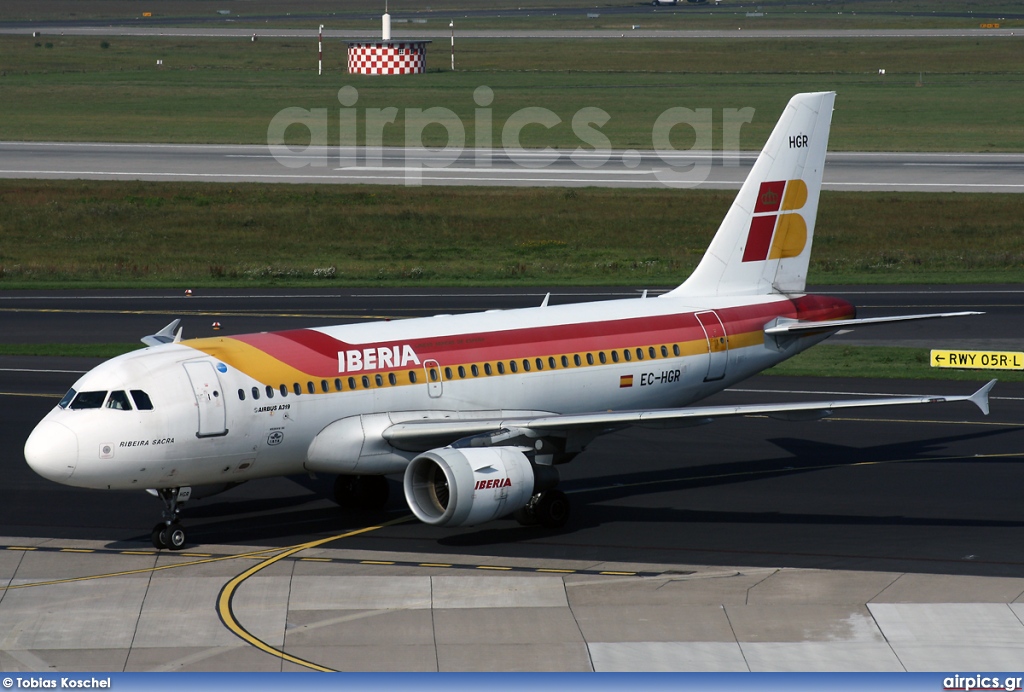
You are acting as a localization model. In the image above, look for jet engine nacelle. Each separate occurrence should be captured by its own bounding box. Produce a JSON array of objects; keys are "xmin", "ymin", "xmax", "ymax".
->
[{"xmin": 403, "ymin": 447, "xmax": 535, "ymax": 527}]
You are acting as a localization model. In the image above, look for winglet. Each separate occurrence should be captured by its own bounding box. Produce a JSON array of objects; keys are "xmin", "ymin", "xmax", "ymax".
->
[
  {"xmin": 969, "ymin": 379, "xmax": 996, "ymax": 416},
  {"xmin": 141, "ymin": 319, "xmax": 182, "ymax": 346}
]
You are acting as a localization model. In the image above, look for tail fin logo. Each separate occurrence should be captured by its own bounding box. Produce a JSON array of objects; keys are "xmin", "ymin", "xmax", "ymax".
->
[{"xmin": 742, "ymin": 179, "xmax": 808, "ymax": 263}]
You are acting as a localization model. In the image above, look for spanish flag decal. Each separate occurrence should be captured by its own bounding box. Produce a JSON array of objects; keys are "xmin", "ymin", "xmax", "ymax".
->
[{"xmin": 620, "ymin": 375, "xmax": 634, "ymax": 388}]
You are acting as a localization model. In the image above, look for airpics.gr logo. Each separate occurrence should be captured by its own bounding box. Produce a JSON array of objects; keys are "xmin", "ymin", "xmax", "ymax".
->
[{"xmin": 741, "ymin": 179, "xmax": 809, "ymax": 263}]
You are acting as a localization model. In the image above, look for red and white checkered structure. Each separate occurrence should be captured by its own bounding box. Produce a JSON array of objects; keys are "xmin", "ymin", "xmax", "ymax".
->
[{"xmin": 347, "ymin": 41, "xmax": 429, "ymax": 75}]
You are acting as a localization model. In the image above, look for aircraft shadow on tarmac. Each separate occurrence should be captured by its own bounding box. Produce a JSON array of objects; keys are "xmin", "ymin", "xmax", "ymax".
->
[
  {"xmin": 90, "ymin": 424, "xmax": 1024, "ymax": 578},
  {"xmin": 429, "ymin": 426, "xmax": 1024, "ymax": 576}
]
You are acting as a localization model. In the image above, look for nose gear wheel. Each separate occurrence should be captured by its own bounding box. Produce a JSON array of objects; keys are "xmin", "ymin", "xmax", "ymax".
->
[{"xmin": 150, "ymin": 488, "xmax": 189, "ymax": 550}]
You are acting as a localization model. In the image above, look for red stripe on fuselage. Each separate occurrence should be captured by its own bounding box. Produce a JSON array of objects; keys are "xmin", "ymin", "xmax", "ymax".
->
[{"xmin": 230, "ymin": 295, "xmax": 855, "ymax": 377}]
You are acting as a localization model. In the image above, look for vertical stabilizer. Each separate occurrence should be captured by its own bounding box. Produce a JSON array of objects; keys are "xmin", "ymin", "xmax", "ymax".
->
[{"xmin": 664, "ymin": 91, "xmax": 835, "ymax": 298}]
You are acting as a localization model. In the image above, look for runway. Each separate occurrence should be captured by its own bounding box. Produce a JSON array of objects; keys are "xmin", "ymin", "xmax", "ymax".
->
[
  {"xmin": 2, "ymin": 287, "xmax": 1023, "ymax": 671},
  {"xmin": 3, "ymin": 27, "xmax": 1022, "ymax": 40},
  {"xmin": 1, "ymin": 285, "xmax": 1021, "ymax": 571},
  {"xmin": 2, "ymin": 142, "xmax": 1022, "ymax": 192}
]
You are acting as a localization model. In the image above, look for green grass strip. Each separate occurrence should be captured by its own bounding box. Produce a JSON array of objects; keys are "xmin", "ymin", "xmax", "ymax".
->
[
  {"xmin": 0, "ymin": 344, "xmax": 141, "ymax": 358},
  {"xmin": 1, "ymin": 182, "xmax": 1021, "ymax": 287},
  {"xmin": 1, "ymin": 35, "xmax": 1023, "ymax": 151},
  {"xmin": 766, "ymin": 345, "xmax": 1024, "ymax": 382}
]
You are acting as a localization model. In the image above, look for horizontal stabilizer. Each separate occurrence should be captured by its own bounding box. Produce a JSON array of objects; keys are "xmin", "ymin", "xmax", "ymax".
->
[{"xmin": 764, "ymin": 311, "xmax": 983, "ymax": 335}]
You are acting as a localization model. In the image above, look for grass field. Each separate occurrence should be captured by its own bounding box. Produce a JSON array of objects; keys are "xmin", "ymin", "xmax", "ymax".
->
[
  {"xmin": 1, "ymin": 35, "xmax": 1022, "ymax": 151},
  {"xmin": 1, "ymin": 181, "xmax": 1020, "ymax": 287},
  {"xmin": 766, "ymin": 345, "xmax": 1024, "ymax": 382}
]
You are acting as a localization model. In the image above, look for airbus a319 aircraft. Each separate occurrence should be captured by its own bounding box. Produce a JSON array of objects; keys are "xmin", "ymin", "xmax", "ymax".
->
[{"xmin": 25, "ymin": 92, "xmax": 993, "ymax": 550}]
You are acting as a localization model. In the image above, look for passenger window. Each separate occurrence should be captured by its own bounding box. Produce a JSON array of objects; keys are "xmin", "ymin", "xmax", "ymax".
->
[
  {"xmin": 293, "ymin": 383, "xmax": 302, "ymax": 395},
  {"xmin": 428, "ymin": 368, "xmax": 438, "ymax": 382},
  {"xmin": 649, "ymin": 346, "xmax": 657, "ymax": 359},
  {"xmin": 237, "ymin": 389, "xmax": 245, "ymax": 401},
  {"xmin": 70, "ymin": 391, "xmax": 107, "ymax": 410},
  {"xmin": 335, "ymin": 378, "xmax": 343, "ymax": 391},
  {"xmin": 673, "ymin": 344, "xmax": 681, "ymax": 357},
  {"xmin": 388, "ymin": 373, "xmax": 397, "ymax": 386},
  {"xmin": 458, "ymin": 366, "xmax": 466, "ymax": 378},
  {"xmin": 280, "ymin": 384, "xmax": 289, "ymax": 396},
  {"xmin": 375, "ymin": 374, "xmax": 383, "ymax": 387},
  {"xmin": 410, "ymin": 371, "xmax": 418, "ymax": 383},
  {"xmin": 484, "ymin": 363, "xmax": 492, "ymax": 376},
  {"xmin": 636, "ymin": 348, "xmax": 644, "ymax": 360},
  {"xmin": 561, "ymin": 355, "xmax": 569, "ymax": 368},
  {"xmin": 510, "ymin": 360, "xmax": 518, "ymax": 373},
  {"xmin": 624, "ymin": 350, "xmax": 632, "ymax": 362},
  {"xmin": 661, "ymin": 345, "xmax": 669, "ymax": 358},
  {"xmin": 362, "ymin": 376, "xmax": 370, "ymax": 389},
  {"xmin": 252, "ymin": 387, "xmax": 260, "ymax": 400},
  {"xmin": 548, "ymin": 357, "xmax": 556, "ymax": 369},
  {"xmin": 522, "ymin": 359, "xmax": 530, "ymax": 372},
  {"xmin": 444, "ymin": 367, "xmax": 453, "ymax": 380},
  {"xmin": 612, "ymin": 350, "xmax": 619, "ymax": 363},
  {"xmin": 535, "ymin": 358, "xmax": 543, "ymax": 371},
  {"xmin": 586, "ymin": 353, "xmax": 594, "ymax": 365},
  {"xmin": 266, "ymin": 385, "xmax": 274, "ymax": 399},
  {"xmin": 348, "ymin": 377, "xmax": 356, "ymax": 390},
  {"xmin": 599, "ymin": 352, "xmax": 607, "ymax": 364},
  {"xmin": 130, "ymin": 390, "xmax": 154, "ymax": 410},
  {"xmin": 471, "ymin": 364, "xmax": 479, "ymax": 377},
  {"xmin": 573, "ymin": 354, "xmax": 582, "ymax": 366},
  {"xmin": 58, "ymin": 388, "xmax": 77, "ymax": 409},
  {"xmin": 106, "ymin": 391, "xmax": 132, "ymax": 410},
  {"xmin": 497, "ymin": 362, "xmax": 505, "ymax": 374}
]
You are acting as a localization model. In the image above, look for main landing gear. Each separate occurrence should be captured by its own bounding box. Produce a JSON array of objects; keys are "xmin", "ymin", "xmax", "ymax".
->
[
  {"xmin": 333, "ymin": 474, "xmax": 390, "ymax": 511},
  {"xmin": 514, "ymin": 489, "xmax": 571, "ymax": 529},
  {"xmin": 150, "ymin": 487, "xmax": 190, "ymax": 550}
]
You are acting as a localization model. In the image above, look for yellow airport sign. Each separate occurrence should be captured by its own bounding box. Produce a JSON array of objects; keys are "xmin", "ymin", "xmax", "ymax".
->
[{"xmin": 931, "ymin": 349, "xmax": 1024, "ymax": 370}]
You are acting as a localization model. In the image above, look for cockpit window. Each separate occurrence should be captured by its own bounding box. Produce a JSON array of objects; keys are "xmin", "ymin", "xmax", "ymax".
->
[
  {"xmin": 69, "ymin": 391, "xmax": 107, "ymax": 410},
  {"xmin": 58, "ymin": 388, "xmax": 77, "ymax": 409},
  {"xmin": 106, "ymin": 391, "xmax": 132, "ymax": 410},
  {"xmin": 130, "ymin": 390, "xmax": 154, "ymax": 411}
]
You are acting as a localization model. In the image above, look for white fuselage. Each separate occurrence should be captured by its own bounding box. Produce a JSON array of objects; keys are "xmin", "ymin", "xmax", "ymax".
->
[{"xmin": 24, "ymin": 291, "xmax": 852, "ymax": 491}]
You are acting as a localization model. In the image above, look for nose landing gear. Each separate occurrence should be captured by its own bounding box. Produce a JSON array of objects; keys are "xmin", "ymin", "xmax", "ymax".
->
[{"xmin": 150, "ymin": 487, "xmax": 191, "ymax": 550}]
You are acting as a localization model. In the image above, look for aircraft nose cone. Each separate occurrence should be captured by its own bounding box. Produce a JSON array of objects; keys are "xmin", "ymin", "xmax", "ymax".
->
[{"xmin": 24, "ymin": 420, "xmax": 79, "ymax": 482}]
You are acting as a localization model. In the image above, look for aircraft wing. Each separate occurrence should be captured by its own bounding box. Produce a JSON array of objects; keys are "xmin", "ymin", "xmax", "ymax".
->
[
  {"xmin": 764, "ymin": 311, "xmax": 983, "ymax": 335},
  {"xmin": 382, "ymin": 379, "xmax": 995, "ymax": 451}
]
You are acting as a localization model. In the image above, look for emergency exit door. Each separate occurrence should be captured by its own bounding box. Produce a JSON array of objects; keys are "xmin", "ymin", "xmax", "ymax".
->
[{"xmin": 695, "ymin": 311, "xmax": 729, "ymax": 382}]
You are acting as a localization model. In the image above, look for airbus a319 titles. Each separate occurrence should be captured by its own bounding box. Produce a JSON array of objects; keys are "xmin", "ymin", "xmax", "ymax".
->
[{"xmin": 25, "ymin": 92, "xmax": 993, "ymax": 549}]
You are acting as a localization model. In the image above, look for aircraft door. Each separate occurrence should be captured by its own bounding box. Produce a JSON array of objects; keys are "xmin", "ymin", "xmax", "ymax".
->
[
  {"xmin": 695, "ymin": 311, "xmax": 729, "ymax": 382},
  {"xmin": 183, "ymin": 361, "xmax": 229, "ymax": 437},
  {"xmin": 424, "ymin": 359, "xmax": 442, "ymax": 398}
]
